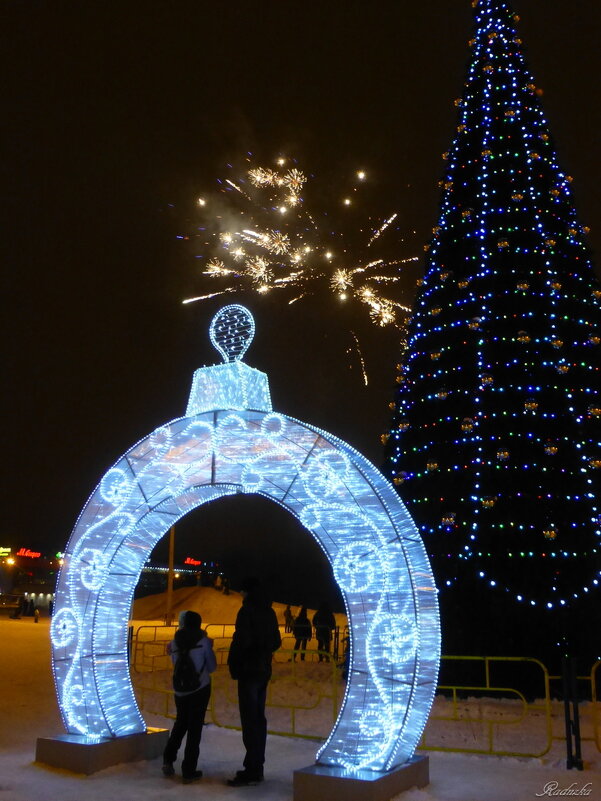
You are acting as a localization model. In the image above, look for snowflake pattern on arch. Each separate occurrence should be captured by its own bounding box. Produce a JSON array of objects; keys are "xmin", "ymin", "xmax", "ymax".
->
[
  {"xmin": 333, "ymin": 541, "xmax": 382, "ymax": 593},
  {"xmin": 100, "ymin": 468, "xmax": 132, "ymax": 506},
  {"xmin": 50, "ymin": 608, "xmax": 79, "ymax": 649},
  {"xmin": 78, "ymin": 548, "xmax": 110, "ymax": 592},
  {"xmin": 301, "ymin": 448, "xmax": 351, "ymax": 500}
]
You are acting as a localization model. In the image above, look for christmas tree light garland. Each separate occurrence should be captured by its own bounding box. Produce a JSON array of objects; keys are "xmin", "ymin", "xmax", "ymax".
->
[{"xmin": 384, "ymin": 0, "xmax": 600, "ymax": 610}]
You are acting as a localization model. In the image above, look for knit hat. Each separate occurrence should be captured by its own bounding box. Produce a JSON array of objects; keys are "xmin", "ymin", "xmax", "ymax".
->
[{"xmin": 182, "ymin": 610, "xmax": 202, "ymax": 629}]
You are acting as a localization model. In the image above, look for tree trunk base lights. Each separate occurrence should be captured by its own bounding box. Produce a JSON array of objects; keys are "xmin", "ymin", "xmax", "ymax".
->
[{"xmin": 51, "ymin": 305, "xmax": 440, "ymax": 774}]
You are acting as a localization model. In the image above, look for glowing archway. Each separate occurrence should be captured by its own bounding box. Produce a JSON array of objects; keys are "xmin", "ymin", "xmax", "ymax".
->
[{"xmin": 52, "ymin": 306, "xmax": 440, "ymax": 772}]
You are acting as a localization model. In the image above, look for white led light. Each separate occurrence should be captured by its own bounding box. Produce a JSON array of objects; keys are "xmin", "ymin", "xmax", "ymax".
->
[
  {"xmin": 209, "ymin": 304, "xmax": 255, "ymax": 363},
  {"xmin": 51, "ymin": 306, "xmax": 440, "ymax": 772}
]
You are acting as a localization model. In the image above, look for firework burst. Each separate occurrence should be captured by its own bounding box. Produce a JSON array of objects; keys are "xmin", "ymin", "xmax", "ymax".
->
[{"xmin": 182, "ymin": 157, "xmax": 417, "ymax": 378}]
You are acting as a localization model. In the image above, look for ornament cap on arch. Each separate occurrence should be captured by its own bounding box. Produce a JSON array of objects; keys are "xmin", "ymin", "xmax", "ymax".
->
[{"xmin": 186, "ymin": 304, "xmax": 272, "ymax": 416}]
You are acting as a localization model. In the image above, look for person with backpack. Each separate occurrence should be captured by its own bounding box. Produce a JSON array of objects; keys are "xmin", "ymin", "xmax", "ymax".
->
[
  {"xmin": 226, "ymin": 577, "xmax": 281, "ymax": 787},
  {"xmin": 162, "ymin": 610, "xmax": 217, "ymax": 783}
]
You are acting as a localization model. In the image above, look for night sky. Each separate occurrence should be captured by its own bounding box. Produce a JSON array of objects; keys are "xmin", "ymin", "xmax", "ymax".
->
[{"xmin": 4, "ymin": 1, "xmax": 600, "ymax": 606}]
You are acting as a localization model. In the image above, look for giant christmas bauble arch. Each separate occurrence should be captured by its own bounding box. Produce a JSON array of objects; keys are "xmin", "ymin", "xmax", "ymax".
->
[{"xmin": 51, "ymin": 305, "xmax": 440, "ymax": 773}]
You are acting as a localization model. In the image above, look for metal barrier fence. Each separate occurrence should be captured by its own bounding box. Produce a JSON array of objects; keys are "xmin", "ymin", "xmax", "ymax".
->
[
  {"xmin": 419, "ymin": 655, "xmax": 553, "ymax": 758},
  {"xmin": 592, "ymin": 661, "xmax": 601, "ymax": 752},
  {"xmin": 209, "ymin": 650, "xmax": 340, "ymax": 740},
  {"xmin": 129, "ymin": 625, "xmax": 600, "ymax": 758},
  {"xmin": 131, "ymin": 625, "xmax": 342, "ymax": 740}
]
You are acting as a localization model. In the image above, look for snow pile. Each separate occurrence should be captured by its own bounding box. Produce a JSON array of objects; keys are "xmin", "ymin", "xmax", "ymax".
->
[
  {"xmin": 1, "ymin": 609, "xmax": 600, "ymax": 801},
  {"xmin": 132, "ymin": 584, "xmax": 347, "ymax": 630}
]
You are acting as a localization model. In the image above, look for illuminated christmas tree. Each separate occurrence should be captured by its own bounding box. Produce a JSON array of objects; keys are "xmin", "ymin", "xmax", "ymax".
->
[{"xmin": 384, "ymin": 0, "xmax": 600, "ymax": 663}]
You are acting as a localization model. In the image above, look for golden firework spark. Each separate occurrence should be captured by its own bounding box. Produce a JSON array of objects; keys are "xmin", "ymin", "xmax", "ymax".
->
[
  {"xmin": 349, "ymin": 330, "xmax": 369, "ymax": 386},
  {"xmin": 182, "ymin": 156, "xmax": 417, "ymax": 348}
]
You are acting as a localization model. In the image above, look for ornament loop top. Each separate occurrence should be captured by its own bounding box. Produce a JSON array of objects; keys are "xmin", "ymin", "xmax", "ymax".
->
[{"xmin": 209, "ymin": 304, "xmax": 255, "ymax": 363}]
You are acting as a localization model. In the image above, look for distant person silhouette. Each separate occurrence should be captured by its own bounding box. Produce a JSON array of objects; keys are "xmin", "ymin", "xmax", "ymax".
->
[
  {"xmin": 283, "ymin": 605, "xmax": 294, "ymax": 633},
  {"xmin": 292, "ymin": 607, "xmax": 312, "ymax": 661},
  {"xmin": 312, "ymin": 603, "xmax": 336, "ymax": 662}
]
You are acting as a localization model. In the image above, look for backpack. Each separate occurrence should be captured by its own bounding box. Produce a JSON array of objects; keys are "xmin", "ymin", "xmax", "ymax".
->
[{"xmin": 173, "ymin": 645, "xmax": 201, "ymax": 693}]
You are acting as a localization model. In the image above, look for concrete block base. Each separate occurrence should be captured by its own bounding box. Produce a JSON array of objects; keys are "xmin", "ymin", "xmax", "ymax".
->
[
  {"xmin": 293, "ymin": 756, "xmax": 429, "ymax": 801},
  {"xmin": 35, "ymin": 727, "xmax": 169, "ymax": 775}
]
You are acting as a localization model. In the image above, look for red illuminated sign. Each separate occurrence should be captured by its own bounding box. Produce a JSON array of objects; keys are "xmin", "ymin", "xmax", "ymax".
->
[
  {"xmin": 184, "ymin": 557, "xmax": 202, "ymax": 566},
  {"xmin": 16, "ymin": 548, "xmax": 42, "ymax": 559}
]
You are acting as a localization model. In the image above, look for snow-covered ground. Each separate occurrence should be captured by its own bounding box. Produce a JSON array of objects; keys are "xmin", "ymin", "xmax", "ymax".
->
[{"xmin": 1, "ymin": 612, "xmax": 599, "ymax": 801}]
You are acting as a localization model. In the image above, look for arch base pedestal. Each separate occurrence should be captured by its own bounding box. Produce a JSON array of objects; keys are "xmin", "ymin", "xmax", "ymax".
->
[
  {"xmin": 35, "ymin": 728, "xmax": 169, "ymax": 775},
  {"xmin": 293, "ymin": 756, "xmax": 429, "ymax": 801}
]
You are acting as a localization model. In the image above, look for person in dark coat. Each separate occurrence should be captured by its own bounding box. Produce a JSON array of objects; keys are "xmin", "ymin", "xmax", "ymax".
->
[
  {"xmin": 292, "ymin": 606, "xmax": 312, "ymax": 661},
  {"xmin": 312, "ymin": 603, "xmax": 336, "ymax": 662},
  {"xmin": 227, "ymin": 577, "xmax": 281, "ymax": 786},
  {"xmin": 283, "ymin": 604, "xmax": 294, "ymax": 633},
  {"xmin": 162, "ymin": 610, "xmax": 217, "ymax": 783}
]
